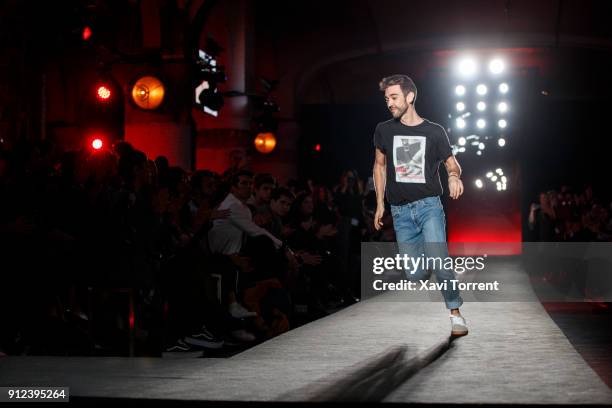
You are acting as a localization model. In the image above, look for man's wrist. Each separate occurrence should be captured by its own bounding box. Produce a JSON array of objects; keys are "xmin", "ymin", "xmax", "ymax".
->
[{"xmin": 448, "ymin": 171, "xmax": 460, "ymax": 179}]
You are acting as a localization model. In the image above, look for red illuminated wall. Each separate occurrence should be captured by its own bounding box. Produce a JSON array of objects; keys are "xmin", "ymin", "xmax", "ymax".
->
[{"xmin": 446, "ymin": 169, "xmax": 522, "ymax": 255}]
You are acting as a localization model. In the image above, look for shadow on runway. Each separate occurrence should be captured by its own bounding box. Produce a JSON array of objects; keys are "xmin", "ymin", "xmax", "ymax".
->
[{"xmin": 278, "ymin": 336, "xmax": 459, "ymax": 402}]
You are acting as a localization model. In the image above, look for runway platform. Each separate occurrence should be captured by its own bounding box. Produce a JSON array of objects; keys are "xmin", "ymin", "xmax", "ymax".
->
[{"xmin": 1, "ymin": 258, "xmax": 611, "ymax": 405}]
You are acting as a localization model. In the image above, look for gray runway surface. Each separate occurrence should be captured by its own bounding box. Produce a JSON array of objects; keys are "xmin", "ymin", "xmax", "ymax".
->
[{"xmin": 1, "ymin": 258, "xmax": 611, "ymax": 404}]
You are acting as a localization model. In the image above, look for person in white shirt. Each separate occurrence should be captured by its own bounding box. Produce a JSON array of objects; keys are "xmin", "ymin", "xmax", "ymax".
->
[
  {"xmin": 208, "ymin": 170, "xmax": 283, "ymax": 319},
  {"xmin": 209, "ymin": 170, "xmax": 282, "ymax": 254}
]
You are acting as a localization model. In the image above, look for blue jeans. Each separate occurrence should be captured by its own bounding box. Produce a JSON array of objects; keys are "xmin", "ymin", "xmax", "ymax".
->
[{"xmin": 390, "ymin": 196, "xmax": 463, "ymax": 310}]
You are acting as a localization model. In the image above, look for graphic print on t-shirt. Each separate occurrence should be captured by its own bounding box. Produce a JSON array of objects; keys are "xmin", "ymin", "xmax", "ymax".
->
[{"xmin": 392, "ymin": 135, "xmax": 426, "ymax": 183}]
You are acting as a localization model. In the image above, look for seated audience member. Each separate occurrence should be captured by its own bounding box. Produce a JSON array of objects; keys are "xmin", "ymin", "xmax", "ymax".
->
[
  {"xmin": 208, "ymin": 170, "xmax": 283, "ymax": 319},
  {"xmin": 247, "ymin": 173, "xmax": 276, "ymax": 212},
  {"xmin": 257, "ymin": 187, "xmax": 295, "ymax": 239},
  {"xmin": 209, "ymin": 170, "xmax": 282, "ymax": 253}
]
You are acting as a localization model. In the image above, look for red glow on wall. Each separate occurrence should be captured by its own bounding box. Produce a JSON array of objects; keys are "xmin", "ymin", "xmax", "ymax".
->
[
  {"xmin": 445, "ymin": 167, "xmax": 522, "ymax": 256},
  {"xmin": 314, "ymin": 143, "xmax": 321, "ymax": 152}
]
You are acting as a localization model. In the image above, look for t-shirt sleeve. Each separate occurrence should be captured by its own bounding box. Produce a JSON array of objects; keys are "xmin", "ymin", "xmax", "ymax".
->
[
  {"xmin": 373, "ymin": 124, "xmax": 385, "ymax": 154},
  {"xmin": 436, "ymin": 125, "xmax": 453, "ymax": 163}
]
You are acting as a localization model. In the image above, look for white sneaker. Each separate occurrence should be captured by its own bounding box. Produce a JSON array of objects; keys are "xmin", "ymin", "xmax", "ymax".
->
[
  {"xmin": 230, "ymin": 329, "xmax": 256, "ymax": 342},
  {"xmin": 450, "ymin": 314, "xmax": 469, "ymax": 337},
  {"xmin": 229, "ymin": 302, "xmax": 257, "ymax": 318}
]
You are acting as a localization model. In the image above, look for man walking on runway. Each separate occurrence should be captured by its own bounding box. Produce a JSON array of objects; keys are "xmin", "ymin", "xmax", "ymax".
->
[{"xmin": 372, "ymin": 74, "xmax": 468, "ymax": 337}]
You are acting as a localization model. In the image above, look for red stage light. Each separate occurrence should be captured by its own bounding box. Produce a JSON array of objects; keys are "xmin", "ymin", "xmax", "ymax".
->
[
  {"xmin": 82, "ymin": 26, "xmax": 92, "ymax": 41},
  {"xmin": 91, "ymin": 138, "xmax": 103, "ymax": 150},
  {"xmin": 314, "ymin": 144, "xmax": 321, "ymax": 152},
  {"xmin": 96, "ymin": 85, "xmax": 111, "ymax": 101}
]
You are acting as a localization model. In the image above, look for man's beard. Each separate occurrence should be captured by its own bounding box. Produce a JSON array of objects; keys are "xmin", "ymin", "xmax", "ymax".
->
[{"xmin": 391, "ymin": 104, "xmax": 408, "ymax": 119}]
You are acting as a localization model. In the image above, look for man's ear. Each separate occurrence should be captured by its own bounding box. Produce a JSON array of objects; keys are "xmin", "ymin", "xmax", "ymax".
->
[{"xmin": 406, "ymin": 91, "xmax": 415, "ymax": 105}]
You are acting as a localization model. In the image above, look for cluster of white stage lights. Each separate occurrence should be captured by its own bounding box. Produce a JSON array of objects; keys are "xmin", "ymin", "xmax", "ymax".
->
[
  {"xmin": 454, "ymin": 84, "xmax": 509, "ymax": 132},
  {"xmin": 457, "ymin": 133, "xmax": 506, "ymax": 153},
  {"xmin": 452, "ymin": 57, "xmax": 509, "ymax": 152},
  {"xmin": 474, "ymin": 168, "xmax": 507, "ymax": 191},
  {"xmin": 457, "ymin": 57, "xmax": 506, "ymax": 77},
  {"xmin": 455, "ymin": 134, "xmax": 504, "ymax": 157}
]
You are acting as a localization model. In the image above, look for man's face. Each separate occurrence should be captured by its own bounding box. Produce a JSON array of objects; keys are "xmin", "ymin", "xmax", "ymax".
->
[
  {"xmin": 384, "ymin": 84, "xmax": 410, "ymax": 119},
  {"xmin": 255, "ymin": 183, "xmax": 274, "ymax": 203},
  {"xmin": 200, "ymin": 176, "xmax": 217, "ymax": 196},
  {"xmin": 232, "ymin": 175, "xmax": 253, "ymax": 200},
  {"xmin": 270, "ymin": 195, "xmax": 293, "ymax": 217},
  {"xmin": 301, "ymin": 196, "xmax": 314, "ymax": 214}
]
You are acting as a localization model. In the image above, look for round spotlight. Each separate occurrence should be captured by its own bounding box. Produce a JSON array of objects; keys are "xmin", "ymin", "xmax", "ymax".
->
[
  {"xmin": 498, "ymin": 119, "xmax": 507, "ymax": 128},
  {"xmin": 499, "ymin": 83, "xmax": 509, "ymax": 94},
  {"xmin": 456, "ymin": 118, "xmax": 466, "ymax": 129},
  {"xmin": 254, "ymin": 132, "xmax": 277, "ymax": 154},
  {"xmin": 477, "ymin": 101, "xmax": 486, "ymax": 111},
  {"xmin": 501, "ymin": 176, "xmax": 507, "ymax": 183},
  {"xmin": 91, "ymin": 138, "xmax": 103, "ymax": 150},
  {"xmin": 476, "ymin": 84, "xmax": 488, "ymax": 95},
  {"xmin": 496, "ymin": 182, "xmax": 502, "ymax": 191},
  {"xmin": 491, "ymin": 175, "xmax": 498, "ymax": 182},
  {"xmin": 498, "ymin": 102, "xmax": 508, "ymax": 113},
  {"xmin": 476, "ymin": 119, "xmax": 486, "ymax": 129},
  {"xmin": 131, "ymin": 76, "xmax": 166, "ymax": 110},
  {"xmin": 458, "ymin": 136, "xmax": 466, "ymax": 146},
  {"xmin": 498, "ymin": 138, "xmax": 506, "ymax": 147},
  {"xmin": 486, "ymin": 172, "xmax": 493, "ymax": 178},
  {"xmin": 496, "ymin": 168, "xmax": 503, "ymax": 175},
  {"xmin": 478, "ymin": 142, "xmax": 485, "ymax": 150},
  {"xmin": 458, "ymin": 58, "xmax": 477, "ymax": 76},
  {"xmin": 456, "ymin": 102, "xmax": 465, "ymax": 111},
  {"xmin": 455, "ymin": 85, "xmax": 466, "ymax": 96},
  {"xmin": 476, "ymin": 150, "xmax": 482, "ymax": 156},
  {"xmin": 489, "ymin": 59, "xmax": 504, "ymax": 74},
  {"xmin": 475, "ymin": 179, "xmax": 484, "ymax": 188}
]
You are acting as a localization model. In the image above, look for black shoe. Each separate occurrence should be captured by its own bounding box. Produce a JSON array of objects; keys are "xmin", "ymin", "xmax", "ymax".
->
[
  {"xmin": 184, "ymin": 326, "xmax": 224, "ymax": 349},
  {"xmin": 164, "ymin": 338, "xmax": 197, "ymax": 352}
]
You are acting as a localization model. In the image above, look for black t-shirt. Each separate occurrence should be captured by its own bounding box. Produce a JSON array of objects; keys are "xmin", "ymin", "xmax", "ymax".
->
[{"xmin": 373, "ymin": 118, "xmax": 453, "ymax": 205}]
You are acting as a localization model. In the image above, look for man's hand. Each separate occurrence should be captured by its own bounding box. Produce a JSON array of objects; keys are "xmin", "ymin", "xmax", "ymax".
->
[
  {"xmin": 193, "ymin": 207, "xmax": 231, "ymax": 229},
  {"xmin": 444, "ymin": 155, "xmax": 463, "ymax": 200},
  {"xmin": 253, "ymin": 211, "xmax": 271, "ymax": 226},
  {"xmin": 448, "ymin": 177, "xmax": 464, "ymax": 200},
  {"xmin": 316, "ymin": 224, "xmax": 337, "ymax": 239},
  {"xmin": 374, "ymin": 206, "xmax": 385, "ymax": 230},
  {"xmin": 211, "ymin": 208, "xmax": 231, "ymax": 220},
  {"xmin": 282, "ymin": 225, "xmax": 295, "ymax": 238},
  {"xmin": 297, "ymin": 251, "xmax": 322, "ymax": 266}
]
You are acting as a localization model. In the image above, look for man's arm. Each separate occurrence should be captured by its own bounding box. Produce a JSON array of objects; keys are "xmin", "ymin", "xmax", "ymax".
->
[
  {"xmin": 373, "ymin": 147, "xmax": 387, "ymax": 230},
  {"xmin": 444, "ymin": 155, "xmax": 464, "ymax": 200},
  {"xmin": 229, "ymin": 202, "xmax": 283, "ymax": 248}
]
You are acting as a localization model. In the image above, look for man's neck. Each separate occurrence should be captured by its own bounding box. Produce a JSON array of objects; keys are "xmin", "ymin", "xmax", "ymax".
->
[{"xmin": 400, "ymin": 109, "xmax": 423, "ymax": 126}]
